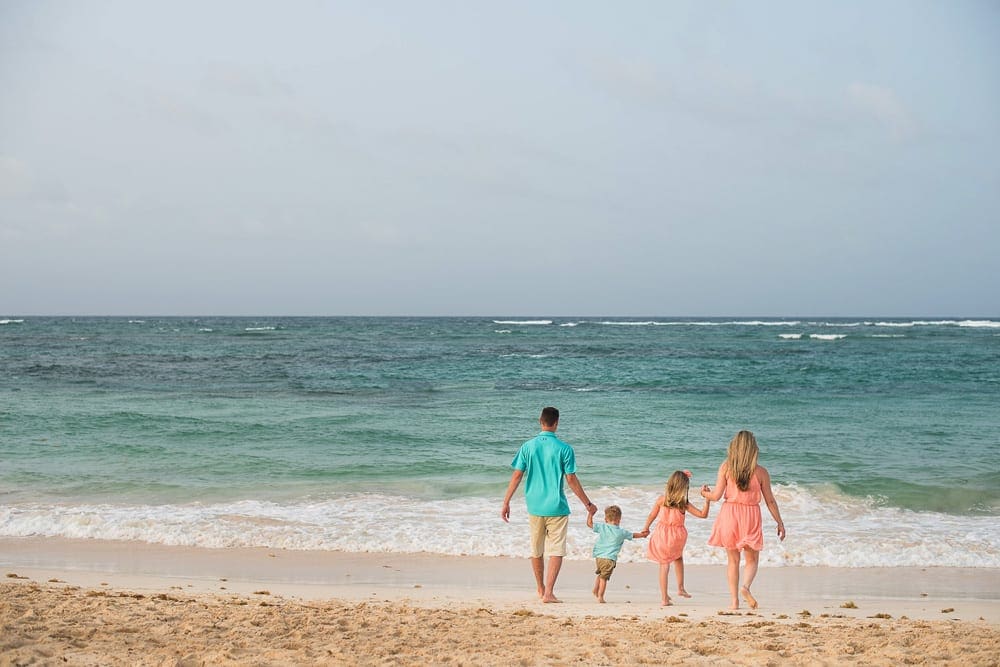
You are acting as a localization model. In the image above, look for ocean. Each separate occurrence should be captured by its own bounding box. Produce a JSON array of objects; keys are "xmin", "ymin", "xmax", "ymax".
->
[{"xmin": 1, "ymin": 316, "xmax": 998, "ymax": 568}]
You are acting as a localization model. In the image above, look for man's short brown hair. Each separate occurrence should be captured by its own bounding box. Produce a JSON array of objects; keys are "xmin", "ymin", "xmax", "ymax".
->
[{"xmin": 540, "ymin": 406, "xmax": 559, "ymax": 427}]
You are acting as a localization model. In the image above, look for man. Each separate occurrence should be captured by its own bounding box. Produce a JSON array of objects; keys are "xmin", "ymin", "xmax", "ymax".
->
[{"xmin": 501, "ymin": 406, "xmax": 597, "ymax": 603}]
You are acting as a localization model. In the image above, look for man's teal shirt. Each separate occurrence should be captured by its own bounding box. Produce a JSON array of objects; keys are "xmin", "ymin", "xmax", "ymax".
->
[{"xmin": 511, "ymin": 430, "xmax": 577, "ymax": 516}]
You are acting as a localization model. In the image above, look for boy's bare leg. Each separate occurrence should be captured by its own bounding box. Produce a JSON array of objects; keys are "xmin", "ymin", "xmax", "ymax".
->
[
  {"xmin": 531, "ymin": 557, "xmax": 545, "ymax": 599},
  {"xmin": 675, "ymin": 557, "xmax": 691, "ymax": 597},
  {"xmin": 592, "ymin": 575, "xmax": 600, "ymax": 599},
  {"xmin": 541, "ymin": 555, "xmax": 563, "ymax": 603},
  {"xmin": 596, "ymin": 577, "xmax": 607, "ymax": 603}
]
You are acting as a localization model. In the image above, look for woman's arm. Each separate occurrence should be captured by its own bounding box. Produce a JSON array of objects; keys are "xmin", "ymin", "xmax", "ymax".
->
[
  {"xmin": 700, "ymin": 463, "xmax": 727, "ymax": 502},
  {"xmin": 757, "ymin": 466, "xmax": 785, "ymax": 541},
  {"xmin": 642, "ymin": 496, "xmax": 664, "ymax": 532}
]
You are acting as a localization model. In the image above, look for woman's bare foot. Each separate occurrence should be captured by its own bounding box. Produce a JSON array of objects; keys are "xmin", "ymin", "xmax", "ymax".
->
[
  {"xmin": 677, "ymin": 589, "xmax": 692, "ymax": 598},
  {"xmin": 741, "ymin": 586, "xmax": 758, "ymax": 609}
]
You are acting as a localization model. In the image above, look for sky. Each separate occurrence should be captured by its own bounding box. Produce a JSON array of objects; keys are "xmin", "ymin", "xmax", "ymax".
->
[{"xmin": 1, "ymin": 1, "xmax": 998, "ymax": 317}]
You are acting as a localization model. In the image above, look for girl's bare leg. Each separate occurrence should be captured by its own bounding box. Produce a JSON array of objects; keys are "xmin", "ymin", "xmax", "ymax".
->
[
  {"xmin": 740, "ymin": 548, "xmax": 759, "ymax": 609},
  {"xmin": 659, "ymin": 563, "xmax": 672, "ymax": 606},
  {"xmin": 675, "ymin": 557, "xmax": 691, "ymax": 597},
  {"xmin": 726, "ymin": 549, "xmax": 741, "ymax": 609}
]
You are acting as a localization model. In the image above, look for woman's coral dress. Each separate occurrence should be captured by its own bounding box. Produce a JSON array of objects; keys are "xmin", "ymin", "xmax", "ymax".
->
[{"xmin": 707, "ymin": 471, "xmax": 763, "ymax": 551}]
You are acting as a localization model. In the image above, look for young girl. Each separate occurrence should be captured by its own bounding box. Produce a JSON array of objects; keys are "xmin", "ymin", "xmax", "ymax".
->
[
  {"xmin": 701, "ymin": 430, "xmax": 786, "ymax": 610},
  {"xmin": 642, "ymin": 470, "xmax": 710, "ymax": 606}
]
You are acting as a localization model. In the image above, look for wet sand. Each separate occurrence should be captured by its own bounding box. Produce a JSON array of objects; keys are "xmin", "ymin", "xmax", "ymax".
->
[{"xmin": 2, "ymin": 537, "xmax": 998, "ymax": 665}]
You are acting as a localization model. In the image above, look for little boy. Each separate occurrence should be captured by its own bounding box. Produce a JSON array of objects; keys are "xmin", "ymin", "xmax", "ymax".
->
[{"xmin": 587, "ymin": 505, "xmax": 648, "ymax": 603}]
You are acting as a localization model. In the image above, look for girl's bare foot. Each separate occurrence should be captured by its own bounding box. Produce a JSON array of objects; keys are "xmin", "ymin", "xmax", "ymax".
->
[
  {"xmin": 741, "ymin": 586, "xmax": 758, "ymax": 609},
  {"xmin": 677, "ymin": 589, "xmax": 692, "ymax": 598}
]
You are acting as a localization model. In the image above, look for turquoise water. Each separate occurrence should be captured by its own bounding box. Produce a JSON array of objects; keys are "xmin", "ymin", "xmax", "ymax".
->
[{"xmin": 1, "ymin": 316, "xmax": 998, "ymax": 566}]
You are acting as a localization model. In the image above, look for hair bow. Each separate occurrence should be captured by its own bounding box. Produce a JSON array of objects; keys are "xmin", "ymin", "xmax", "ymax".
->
[{"xmin": 683, "ymin": 470, "xmax": 692, "ymax": 479}]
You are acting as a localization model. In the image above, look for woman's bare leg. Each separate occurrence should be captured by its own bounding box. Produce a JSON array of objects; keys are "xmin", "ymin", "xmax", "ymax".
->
[
  {"xmin": 726, "ymin": 549, "xmax": 741, "ymax": 609},
  {"xmin": 740, "ymin": 548, "xmax": 759, "ymax": 609}
]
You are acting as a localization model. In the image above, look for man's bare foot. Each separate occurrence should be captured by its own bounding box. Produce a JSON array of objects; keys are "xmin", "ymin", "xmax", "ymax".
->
[
  {"xmin": 541, "ymin": 595, "xmax": 563, "ymax": 603},
  {"xmin": 661, "ymin": 598, "xmax": 672, "ymax": 607},
  {"xmin": 597, "ymin": 598, "xmax": 606, "ymax": 604},
  {"xmin": 740, "ymin": 586, "xmax": 758, "ymax": 609},
  {"xmin": 677, "ymin": 589, "xmax": 692, "ymax": 598}
]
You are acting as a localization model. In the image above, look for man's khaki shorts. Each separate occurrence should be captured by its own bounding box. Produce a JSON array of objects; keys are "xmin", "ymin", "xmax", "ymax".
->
[
  {"xmin": 595, "ymin": 557, "xmax": 617, "ymax": 580},
  {"xmin": 528, "ymin": 514, "xmax": 569, "ymax": 558}
]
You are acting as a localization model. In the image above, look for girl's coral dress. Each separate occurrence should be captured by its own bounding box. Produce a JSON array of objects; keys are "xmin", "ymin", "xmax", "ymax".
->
[
  {"xmin": 708, "ymin": 470, "xmax": 763, "ymax": 551},
  {"xmin": 647, "ymin": 505, "xmax": 687, "ymax": 565}
]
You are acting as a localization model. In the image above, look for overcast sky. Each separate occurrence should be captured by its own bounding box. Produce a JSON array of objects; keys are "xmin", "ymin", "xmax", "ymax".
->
[{"xmin": 2, "ymin": 1, "xmax": 998, "ymax": 316}]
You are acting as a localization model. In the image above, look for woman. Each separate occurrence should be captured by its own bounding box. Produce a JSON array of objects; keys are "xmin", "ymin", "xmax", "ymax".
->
[{"xmin": 702, "ymin": 430, "xmax": 785, "ymax": 610}]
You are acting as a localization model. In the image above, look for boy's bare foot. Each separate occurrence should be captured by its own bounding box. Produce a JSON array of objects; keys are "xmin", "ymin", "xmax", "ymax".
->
[
  {"xmin": 740, "ymin": 586, "xmax": 758, "ymax": 609},
  {"xmin": 677, "ymin": 589, "xmax": 692, "ymax": 598}
]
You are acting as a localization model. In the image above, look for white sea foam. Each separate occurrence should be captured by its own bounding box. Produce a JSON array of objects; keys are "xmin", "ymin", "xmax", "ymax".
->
[
  {"xmin": 492, "ymin": 320, "xmax": 552, "ymax": 325},
  {"xmin": 245, "ymin": 326, "xmax": 277, "ymax": 331},
  {"xmin": 494, "ymin": 329, "xmax": 512, "ymax": 334},
  {"xmin": 559, "ymin": 322, "xmax": 580, "ymax": 327},
  {"xmin": 810, "ymin": 334, "xmax": 846, "ymax": 341},
  {"xmin": 870, "ymin": 334, "xmax": 905, "ymax": 338},
  {"xmin": 1, "ymin": 485, "xmax": 996, "ymax": 567},
  {"xmin": 128, "ymin": 320, "xmax": 146, "ymax": 324},
  {"xmin": 779, "ymin": 334, "xmax": 803, "ymax": 339},
  {"xmin": 0, "ymin": 319, "xmax": 25, "ymax": 325}
]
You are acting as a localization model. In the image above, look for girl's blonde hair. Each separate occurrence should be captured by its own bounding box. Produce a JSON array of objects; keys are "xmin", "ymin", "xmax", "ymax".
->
[
  {"xmin": 662, "ymin": 470, "xmax": 691, "ymax": 510},
  {"xmin": 726, "ymin": 430, "xmax": 760, "ymax": 492}
]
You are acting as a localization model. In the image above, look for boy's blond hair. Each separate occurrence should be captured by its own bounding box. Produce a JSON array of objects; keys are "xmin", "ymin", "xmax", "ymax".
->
[{"xmin": 604, "ymin": 505, "xmax": 622, "ymax": 522}]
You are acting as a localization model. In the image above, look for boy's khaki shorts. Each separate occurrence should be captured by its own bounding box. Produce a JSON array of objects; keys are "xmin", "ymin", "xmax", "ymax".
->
[
  {"xmin": 594, "ymin": 557, "xmax": 617, "ymax": 580},
  {"xmin": 528, "ymin": 514, "xmax": 569, "ymax": 558}
]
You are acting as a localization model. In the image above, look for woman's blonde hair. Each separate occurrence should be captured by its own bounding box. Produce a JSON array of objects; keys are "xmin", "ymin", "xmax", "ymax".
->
[
  {"xmin": 662, "ymin": 470, "xmax": 691, "ymax": 510},
  {"xmin": 726, "ymin": 430, "xmax": 759, "ymax": 492}
]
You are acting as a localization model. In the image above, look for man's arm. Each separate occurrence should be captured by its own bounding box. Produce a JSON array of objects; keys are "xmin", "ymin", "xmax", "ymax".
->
[
  {"xmin": 500, "ymin": 469, "xmax": 524, "ymax": 523},
  {"xmin": 564, "ymin": 472, "xmax": 596, "ymax": 514}
]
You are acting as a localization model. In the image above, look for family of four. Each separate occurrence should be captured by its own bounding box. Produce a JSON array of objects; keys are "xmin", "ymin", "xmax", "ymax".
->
[{"xmin": 501, "ymin": 407, "xmax": 786, "ymax": 609}]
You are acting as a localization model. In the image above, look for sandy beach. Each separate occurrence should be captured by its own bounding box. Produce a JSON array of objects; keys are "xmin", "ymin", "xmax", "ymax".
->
[{"xmin": 2, "ymin": 538, "xmax": 998, "ymax": 665}]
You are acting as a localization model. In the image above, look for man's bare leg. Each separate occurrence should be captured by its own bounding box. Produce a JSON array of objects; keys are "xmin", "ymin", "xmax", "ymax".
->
[
  {"xmin": 531, "ymin": 557, "xmax": 545, "ymax": 599},
  {"xmin": 542, "ymin": 555, "xmax": 563, "ymax": 603}
]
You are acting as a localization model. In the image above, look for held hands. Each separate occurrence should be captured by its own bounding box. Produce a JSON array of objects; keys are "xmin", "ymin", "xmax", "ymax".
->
[
  {"xmin": 637, "ymin": 529, "xmax": 650, "ymax": 538},
  {"xmin": 699, "ymin": 484, "xmax": 711, "ymax": 498}
]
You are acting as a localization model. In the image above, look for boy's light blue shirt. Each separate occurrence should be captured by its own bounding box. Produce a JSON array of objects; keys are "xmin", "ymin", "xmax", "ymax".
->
[
  {"xmin": 511, "ymin": 430, "xmax": 577, "ymax": 517},
  {"xmin": 591, "ymin": 522, "xmax": 634, "ymax": 561}
]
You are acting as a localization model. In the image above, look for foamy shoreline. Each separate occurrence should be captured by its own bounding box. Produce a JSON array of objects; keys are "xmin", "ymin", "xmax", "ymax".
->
[
  {"xmin": 2, "ymin": 538, "xmax": 998, "ymax": 665},
  {"xmin": 2, "ymin": 537, "xmax": 997, "ymax": 623}
]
